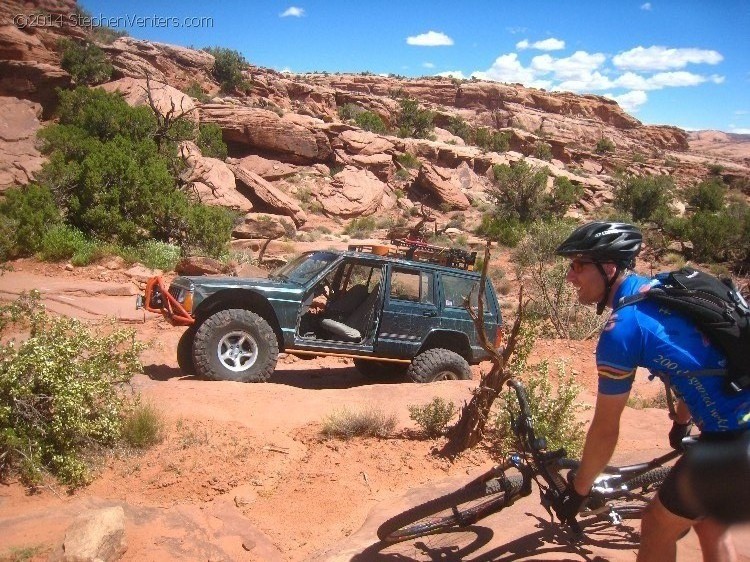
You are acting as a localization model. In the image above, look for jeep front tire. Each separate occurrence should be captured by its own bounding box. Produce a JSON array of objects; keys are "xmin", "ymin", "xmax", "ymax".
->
[
  {"xmin": 407, "ymin": 348, "xmax": 471, "ymax": 383},
  {"xmin": 176, "ymin": 325, "xmax": 197, "ymax": 376},
  {"xmin": 193, "ymin": 309, "xmax": 278, "ymax": 382}
]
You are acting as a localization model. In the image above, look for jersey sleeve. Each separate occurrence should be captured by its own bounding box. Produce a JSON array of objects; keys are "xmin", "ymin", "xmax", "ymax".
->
[{"xmin": 596, "ymin": 309, "xmax": 642, "ymax": 395}]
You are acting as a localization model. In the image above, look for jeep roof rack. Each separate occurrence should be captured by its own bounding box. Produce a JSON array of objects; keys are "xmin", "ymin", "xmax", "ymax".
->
[{"xmin": 348, "ymin": 239, "xmax": 477, "ymax": 270}]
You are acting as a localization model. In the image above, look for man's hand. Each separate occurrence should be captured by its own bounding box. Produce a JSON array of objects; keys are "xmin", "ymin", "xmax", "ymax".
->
[
  {"xmin": 669, "ymin": 420, "xmax": 693, "ymax": 451},
  {"xmin": 553, "ymin": 483, "xmax": 588, "ymax": 523}
]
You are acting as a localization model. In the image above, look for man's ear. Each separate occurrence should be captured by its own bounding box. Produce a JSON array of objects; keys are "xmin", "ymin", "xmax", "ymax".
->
[{"xmin": 603, "ymin": 262, "xmax": 618, "ymax": 281}]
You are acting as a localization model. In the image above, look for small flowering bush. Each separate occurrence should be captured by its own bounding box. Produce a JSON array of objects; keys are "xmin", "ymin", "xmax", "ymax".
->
[{"xmin": 0, "ymin": 292, "xmax": 145, "ymax": 487}]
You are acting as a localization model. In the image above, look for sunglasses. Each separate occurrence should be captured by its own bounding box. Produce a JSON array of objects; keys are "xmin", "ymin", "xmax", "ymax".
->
[{"xmin": 568, "ymin": 260, "xmax": 597, "ymax": 273}]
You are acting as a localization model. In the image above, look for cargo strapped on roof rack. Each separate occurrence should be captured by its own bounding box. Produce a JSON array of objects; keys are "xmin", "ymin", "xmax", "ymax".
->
[{"xmin": 347, "ymin": 239, "xmax": 477, "ymax": 270}]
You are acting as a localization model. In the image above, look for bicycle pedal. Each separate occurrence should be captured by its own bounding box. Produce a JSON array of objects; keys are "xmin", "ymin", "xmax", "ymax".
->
[{"xmin": 608, "ymin": 508, "xmax": 623, "ymax": 526}]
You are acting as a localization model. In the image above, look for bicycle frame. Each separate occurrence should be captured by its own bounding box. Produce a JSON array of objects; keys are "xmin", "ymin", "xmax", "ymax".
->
[{"xmin": 503, "ymin": 377, "xmax": 683, "ymax": 531}]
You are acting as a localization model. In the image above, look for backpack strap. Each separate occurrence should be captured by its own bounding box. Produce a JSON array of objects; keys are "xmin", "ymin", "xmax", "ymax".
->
[{"xmin": 614, "ymin": 292, "xmax": 649, "ymax": 311}]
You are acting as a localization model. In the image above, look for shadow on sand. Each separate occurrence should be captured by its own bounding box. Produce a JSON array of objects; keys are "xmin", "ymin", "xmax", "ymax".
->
[{"xmin": 351, "ymin": 513, "xmax": 642, "ymax": 562}]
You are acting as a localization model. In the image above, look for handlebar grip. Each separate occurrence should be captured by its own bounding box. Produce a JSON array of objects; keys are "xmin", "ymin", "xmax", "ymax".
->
[{"xmin": 507, "ymin": 379, "xmax": 532, "ymax": 416}]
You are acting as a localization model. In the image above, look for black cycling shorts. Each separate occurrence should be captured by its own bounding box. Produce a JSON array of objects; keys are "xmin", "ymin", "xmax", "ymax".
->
[{"xmin": 658, "ymin": 430, "xmax": 748, "ymax": 520}]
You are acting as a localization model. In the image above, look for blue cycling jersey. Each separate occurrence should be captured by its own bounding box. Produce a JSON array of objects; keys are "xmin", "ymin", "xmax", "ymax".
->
[{"xmin": 597, "ymin": 274, "xmax": 750, "ymax": 432}]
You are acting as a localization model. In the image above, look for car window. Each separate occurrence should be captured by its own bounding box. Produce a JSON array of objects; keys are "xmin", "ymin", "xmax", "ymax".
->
[
  {"xmin": 390, "ymin": 269, "xmax": 434, "ymax": 304},
  {"xmin": 442, "ymin": 274, "xmax": 487, "ymax": 309}
]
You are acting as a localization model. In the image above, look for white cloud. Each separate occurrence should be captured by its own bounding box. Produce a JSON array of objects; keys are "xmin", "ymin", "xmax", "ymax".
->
[
  {"xmin": 556, "ymin": 72, "xmax": 614, "ymax": 93},
  {"xmin": 606, "ymin": 90, "xmax": 648, "ymax": 113},
  {"xmin": 406, "ymin": 31, "xmax": 454, "ymax": 47},
  {"xmin": 280, "ymin": 6, "xmax": 304, "ymax": 17},
  {"xmin": 472, "ymin": 53, "xmax": 539, "ymax": 84},
  {"xmin": 641, "ymin": 3, "xmax": 652, "ymax": 10},
  {"xmin": 436, "ymin": 70, "xmax": 466, "ymax": 79},
  {"xmin": 735, "ymin": 110, "xmax": 748, "ymax": 115},
  {"xmin": 730, "ymin": 128, "xmax": 750, "ymax": 134},
  {"xmin": 532, "ymin": 50, "xmax": 607, "ymax": 80},
  {"xmin": 613, "ymin": 46, "xmax": 723, "ymax": 71},
  {"xmin": 517, "ymin": 38, "xmax": 565, "ymax": 51},
  {"xmin": 422, "ymin": 62, "xmax": 435, "ymax": 69}
]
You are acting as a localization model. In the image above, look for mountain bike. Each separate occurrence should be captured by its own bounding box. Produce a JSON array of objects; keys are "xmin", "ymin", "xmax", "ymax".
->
[{"xmin": 378, "ymin": 378, "xmax": 683, "ymax": 543}]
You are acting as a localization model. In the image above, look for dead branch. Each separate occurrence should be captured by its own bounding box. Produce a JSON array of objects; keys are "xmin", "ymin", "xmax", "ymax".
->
[{"xmin": 439, "ymin": 242, "xmax": 525, "ymax": 458}]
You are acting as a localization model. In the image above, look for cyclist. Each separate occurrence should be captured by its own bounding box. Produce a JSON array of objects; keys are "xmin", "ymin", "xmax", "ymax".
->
[{"xmin": 552, "ymin": 221, "xmax": 749, "ymax": 562}]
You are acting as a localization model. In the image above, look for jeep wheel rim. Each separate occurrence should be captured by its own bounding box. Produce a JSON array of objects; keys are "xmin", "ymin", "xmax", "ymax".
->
[
  {"xmin": 217, "ymin": 331, "xmax": 259, "ymax": 372},
  {"xmin": 434, "ymin": 370, "xmax": 459, "ymax": 381}
]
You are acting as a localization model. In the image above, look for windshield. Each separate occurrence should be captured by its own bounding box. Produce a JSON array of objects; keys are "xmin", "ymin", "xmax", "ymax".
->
[{"xmin": 270, "ymin": 251, "xmax": 338, "ymax": 284}]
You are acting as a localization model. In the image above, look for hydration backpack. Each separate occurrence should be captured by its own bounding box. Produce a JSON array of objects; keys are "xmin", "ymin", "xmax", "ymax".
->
[{"xmin": 616, "ymin": 267, "xmax": 750, "ymax": 393}]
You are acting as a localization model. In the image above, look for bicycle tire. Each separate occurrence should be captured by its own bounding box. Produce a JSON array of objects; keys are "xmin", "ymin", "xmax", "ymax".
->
[
  {"xmin": 377, "ymin": 473, "xmax": 524, "ymax": 543},
  {"xmin": 625, "ymin": 466, "xmax": 671, "ymax": 491}
]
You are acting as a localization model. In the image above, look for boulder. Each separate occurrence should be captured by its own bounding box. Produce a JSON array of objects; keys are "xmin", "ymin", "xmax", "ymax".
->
[
  {"xmin": 175, "ymin": 256, "xmax": 230, "ymax": 276},
  {"xmin": 432, "ymin": 127, "xmax": 465, "ymax": 145},
  {"xmin": 338, "ymin": 130, "xmax": 395, "ymax": 156},
  {"xmin": 100, "ymin": 77, "xmax": 197, "ymax": 122},
  {"xmin": 0, "ymin": 96, "xmax": 45, "ymax": 190},
  {"xmin": 316, "ymin": 166, "xmax": 385, "ymax": 217},
  {"xmin": 102, "ymin": 37, "xmax": 216, "ymax": 91},
  {"xmin": 231, "ymin": 164, "xmax": 307, "ymax": 226},
  {"xmin": 179, "ymin": 142, "xmax": 252, "ymax": 212},
  {"xmin": 232, "ymin": 213, "xmax": 297, "ymax": 240},
  {"xmin": 201, "ymin": 104, "xmax": 332, "ymax": 162},
  {"xmin": 0, "ymin": 60, "xmax": 71, "ymax": 113},
  {"xmin": 416, "ymin": 163, "xmax": 471, "ymax": 210},
  {"xmin": 334, "ymin": 149, "xmax": 393, "ymax": 181},
  {"xmin": 62, "ymin": 506, "xmax": 127, "ymax": 562},
  {"xmin": 234, "ymin": 155, "xmax": 300, "ymax": 181}
]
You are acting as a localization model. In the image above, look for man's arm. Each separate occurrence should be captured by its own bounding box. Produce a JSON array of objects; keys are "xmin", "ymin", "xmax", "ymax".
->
[{"xmin": 572, "ymin": 391, "xmax": 630, "ymax": 495}]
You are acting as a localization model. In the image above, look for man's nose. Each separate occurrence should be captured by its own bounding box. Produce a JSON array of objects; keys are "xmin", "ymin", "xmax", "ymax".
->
[{"xmin": 565, "ymin": 267, "xmax": 576, "ymax": 283}]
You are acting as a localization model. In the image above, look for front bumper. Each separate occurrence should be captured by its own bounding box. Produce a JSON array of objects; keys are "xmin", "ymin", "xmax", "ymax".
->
[{"xmin": 136, "ymin": 276, "xmax": 195, "ymax": 326}]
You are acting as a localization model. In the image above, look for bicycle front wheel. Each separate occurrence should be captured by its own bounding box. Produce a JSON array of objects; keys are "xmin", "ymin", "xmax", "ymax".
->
[{"xmin": 377, "ymin": 473, "xmax": 524, "ymax": 543}]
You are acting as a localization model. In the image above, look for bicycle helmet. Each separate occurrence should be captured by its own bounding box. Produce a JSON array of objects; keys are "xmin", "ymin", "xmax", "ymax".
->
[
  {"xmin": 556, "ymin": 222, "xmax": 643, "ymax": 315},
  {"xmin": 555, "ymin": 222, "xmax": 642, "ymax": 266}
]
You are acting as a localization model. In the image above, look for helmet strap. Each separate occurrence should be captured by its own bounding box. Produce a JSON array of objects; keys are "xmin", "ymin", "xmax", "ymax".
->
[{"xmin": 594, "ymin": 262, "xmax": 622, "ymax": 315}]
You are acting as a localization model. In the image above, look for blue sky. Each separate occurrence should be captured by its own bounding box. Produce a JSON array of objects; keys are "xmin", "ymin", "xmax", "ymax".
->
[{"xmin": 78, "ymin": 1, "xmax": 750, "ymax": 133}]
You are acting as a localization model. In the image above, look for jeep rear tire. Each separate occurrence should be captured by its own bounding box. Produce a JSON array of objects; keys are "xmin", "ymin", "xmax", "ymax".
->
[
  {"xmin": 193, "ymin": 309, "xmax": 278, "ymax": 382},
  {"xmin": 407, "ymin": 348, "xmax": 471, "ymax": 383},
  {"xmin": 354, "ymin": 359, "xmax": 408, "ymax": 380},
  {"xmin": 177, "ymin": 325, "xmax": 197, "ymax": 376}
]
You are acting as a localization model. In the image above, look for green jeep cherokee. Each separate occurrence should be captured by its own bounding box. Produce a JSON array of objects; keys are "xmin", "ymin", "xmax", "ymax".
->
[{"xmin": 137, "ymin": 243, "xmax": 503, "ymax": 383}]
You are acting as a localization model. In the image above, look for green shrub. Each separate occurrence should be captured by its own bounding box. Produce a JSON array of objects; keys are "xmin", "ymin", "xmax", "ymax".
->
[
  {"xmin": 687, "ymin": 204, "xmax": 749, "ymax": 263},
  {"xmin": 121, "ymin": 401, "xmax": 165, "ymax": 449},
  {"xmin": 476, "ymin": 215, "xmax": 526, "ymax": 247},
  {"xmin": 37, "ymin": 224, "xmax": 89, "ymax": 261},
  {"xmin": 613, "ymin": 174, "xmax": 674, "ymax": 223},
  {"xmin": 183, "ymin": 81, "xmax": 211, "ymax": 103},
  {"xmin": 337, "ymin": 103, "xmax": 360, "ymax": 121},
  {"xmin": 550, "ymin": 176, "xmax": 584, "ymax": 217},
  {"xmin": 354, "ymin": 111, "xmax": 387, "ymax": 134},
  {"xmin": 343, "ymin": 216, "xmax": 377, "ymax": 238},
  {"xmin": 0, "ymin": 215, "xmax": 17, "ymax": 262},
  {"xmin": 534, "ymin": 141, "xmax": 553, "ymax": 161},
  {"xmin": 130, "ymin": 241, "xmax": 182, "ymax": 271},
  {"xmin": 203, "ymin": 47, "xmax": 248, "ymax": 93},
  {"xmin": 408, "ymin": 397, "xmax": 456, "ymax": 438},
  {"xmin": 0, "ymin": 293, "xmax": 145, "ymax": 487},
  {"xmin": 474, "ymin": 128, "xmax": 510, "ymax": 153},
  {"xmin": 58, "ymin": 39, "xmax": 113, "ymax": 85},
  {"xmin": 490, "ymin": 359, "xmax": 589, "ymax": 458},
  {"xmin": 321, "ymin": 407, "xmax": 397, "ymax": 439},
  {"xmin": 445, "ymin": 116, "xmax": 472, "ymax": 143},
  {"xmin": 396, "ymin": 152, "xmax": 421, "ymax": 170},
  {"xmin": 34, "ymin": 87, "xmax": 233, "ymax": 256},
  {"xmin": 0, "ymin": 184, "xmax": 61, "ymax": 258},
  {"xmin": 489, "ymin": 160, "xmax": 551, "ymax": 223},
  {"xmin": 196, "ymin": 123, "xmax": 228, "ymax": 160},
  {"xmin": 685, "ymin": 178, "xmax": 725, "ymax": 212},
  {"xmin": 595, "ymin": 138, "xmax": 616, "ymax": 154},
  {"xmin": 396, "ymin": 98, "xmax": 434, "ymax": 139}
]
